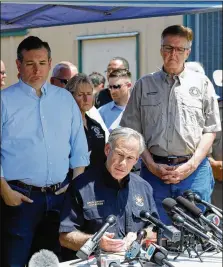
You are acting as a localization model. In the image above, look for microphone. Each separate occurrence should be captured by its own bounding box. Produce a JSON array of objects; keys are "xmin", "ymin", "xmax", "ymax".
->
[
  {"xmin": 145, "ymin": 243, "xmax": 175, "ymax": 267},
  {"xmin": 125, "ymin": 229, "xmax": 147, "ymax": 260},
  {"xmin": 171, "ymin": 213, "xmax": 222, "ymax": 250},
  {"xmin": 183, "ymin": 190, "xmax": 223, "ymax": 217},
  {"xmin": 28, "ymin": 249, "xmax": 59, "ymax": 267},
  {"xmin": 176, "ymin": 196, "xmax": 222, "ymax": 236},
  {"xmin": 140, "ymin": 210, "xmax": 181, "ymax": 243},
  {"xmin": 162, "ymin": 198, "xmax": 206, "ymax": 232},
  {"xmin": 76, "ymin": 215, "xmax": 117, "ymax": 260}
]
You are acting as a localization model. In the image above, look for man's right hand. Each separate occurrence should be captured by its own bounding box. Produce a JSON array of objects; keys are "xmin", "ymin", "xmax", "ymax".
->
[
  {"xmin": 99, "ymin": 232, "xmax": 125, "ymax": 252},
  {"xmin": 149, "ymin": 163, "xmax": 175, "ymax": 180},
  {"xmin": 2, "ymin": 187, "xmax": 33, "ymax": 206}
]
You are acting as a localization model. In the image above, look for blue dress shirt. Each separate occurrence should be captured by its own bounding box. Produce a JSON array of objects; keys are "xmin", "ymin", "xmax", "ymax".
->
[
  {"xmin": 1, "ymin": 80, "xmax": 89, "ymax": 186},
  {"xmin": 98, "ymin": 101, "xmax": 125, "ymax": 132}
]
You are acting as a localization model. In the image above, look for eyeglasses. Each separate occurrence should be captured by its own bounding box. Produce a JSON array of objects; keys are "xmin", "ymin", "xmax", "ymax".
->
[
  {"xmin": 0, "ymin": 71, "xmax": 6, "ymax": 75},
  {"xmin": 54, "ymin": 77, "xmax": 69, "ymax": 85},
  {"xmin": 105, "ymin": 68, "xmax": 127, "ymax": 74},
  {"xmin": 109, "ymin": 83, "xmax": 127, "ymax": 90},
  {"xmin": 162, "ymin": 45, "xmax": 190, "ymax": 54}
]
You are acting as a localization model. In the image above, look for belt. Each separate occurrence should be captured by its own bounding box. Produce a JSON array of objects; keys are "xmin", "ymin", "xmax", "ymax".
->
[
  {"xmin": 8, "ymin": 180, "xmax": 61, "ymax": 193},
  {"xmin": 151, "ymin": 154, "xmax": 192, "ymax": 165}
]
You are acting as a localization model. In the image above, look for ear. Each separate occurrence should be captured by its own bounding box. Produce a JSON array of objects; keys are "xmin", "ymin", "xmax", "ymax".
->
[
  {"xmin": 48, "ymin": 58, "xmax": 52, "ymax": 69},
  {"xmin": 127, "ymin": 82, "xmax": 132, "ymax": 89},
  {"xmin": 16, "ymin": 59, "xmax": 21, "ymax": 73},
  {"xmin": 185, "ymin": 49, "xmax": 191, "ymax": 61},
  {"xmin": 104, "ymin": 143, "xmax": 111, "ymax": 157}
]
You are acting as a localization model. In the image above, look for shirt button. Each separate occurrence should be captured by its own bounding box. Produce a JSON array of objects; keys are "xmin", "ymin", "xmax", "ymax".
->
[
  {"xmin": 42, "ymin": 116, "xmax": 44, "ymax": 119},
  {"xmin": 49, "ymin": 162, "xmax": 52, "ymax": 165}
]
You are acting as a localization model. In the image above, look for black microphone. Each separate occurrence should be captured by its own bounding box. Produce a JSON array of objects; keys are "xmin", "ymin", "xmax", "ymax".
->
[
  {"xmin": 125, "ymin": 229, "xmax": 147, "ymax": 260},
  {"xmin": 183, "ymin": 190, "xmax": 223, "ymax": 217},
  {"xmin": 140, "ymin": 210, "xmax": 181, "ymax": 243},
  {"xmin": 76, "ymin": 215, "xmax": 117, "ymax": 260},
  {"xmin": 176, "ymin": 196, "xmax": 222, "ymax": 236},
  {"xmin": 28, "ymin": 249, "xmax": 59, "ymax": 267},
  {"xmin": 162, "ymin": 198, "xmax": 207, "ymax": 232},
  {"xmin": 171, "ymin": 213, "xmax": 222, "ymax": 250},
  {"xmin": 145, "ymin": 243, "xmax": 175, "ymax": 267}
]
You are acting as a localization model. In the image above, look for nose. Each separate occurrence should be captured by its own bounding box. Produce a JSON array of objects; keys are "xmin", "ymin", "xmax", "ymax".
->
[{"xmin": 33, "ymin": 64, "xmax": 40, "ymax": 74}]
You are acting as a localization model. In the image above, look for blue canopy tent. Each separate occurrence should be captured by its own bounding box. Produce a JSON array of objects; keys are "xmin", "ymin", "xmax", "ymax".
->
[{"xmin": 1, "ymin": 1, "xmax": 222, "ymax": 32}]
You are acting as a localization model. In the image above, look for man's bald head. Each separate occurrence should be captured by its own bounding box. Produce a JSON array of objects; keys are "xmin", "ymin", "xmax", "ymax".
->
[
  {"xmin": 0, "ymin": 60, "xmax": 7, "ymax": 89},
  {"xmin": 51, "ymin": 61, "xmax": 78, "ymax": 88}
]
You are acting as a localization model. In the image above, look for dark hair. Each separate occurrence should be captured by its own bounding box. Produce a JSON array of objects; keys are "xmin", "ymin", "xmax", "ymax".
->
[
  {"xmin": 110, "ymin": 57, "xmax": 129, "ymax": 70},
  {"xmin": 66, "ymin": 73, "xmax": 93, "ymax": 95},
  {"xmin": 161, "ymin": 25, "xmax": 193, "ymax": 45},
  {"xmin": 89, "ymin": 72, "xmax": 106, "ymax": 87},
  {"xmin": 108, "ymin": 69, "xmax": 132, "ymax": 79},
  {"xmin": 17, "ymin": 36, "xmax": 51, "ymax": 62}
]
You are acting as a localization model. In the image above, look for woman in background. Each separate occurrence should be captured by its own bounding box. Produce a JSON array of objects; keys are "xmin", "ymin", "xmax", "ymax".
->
[{"xmin": 66, "ymin": 73, "xmax": 106, "ymax": 169}]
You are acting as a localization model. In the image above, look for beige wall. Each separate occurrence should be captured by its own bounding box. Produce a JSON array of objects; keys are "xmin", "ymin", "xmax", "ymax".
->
[{"xmin": 1, "ymin": 15, "xmax": 182, "ymax": 88}]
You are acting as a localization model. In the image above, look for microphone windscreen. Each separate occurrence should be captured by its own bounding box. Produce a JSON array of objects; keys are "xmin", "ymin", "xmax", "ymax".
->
[
  {"xmin": 176, "ymin": 196, "xmax": 202, "ymax": 217},
  {"xmin": 162, "ymin": 198, "xmax": 177, "ymax": 212},
  {"xmin": 28, "ymin": 249, "xmax": 59, "ymax": 267}
]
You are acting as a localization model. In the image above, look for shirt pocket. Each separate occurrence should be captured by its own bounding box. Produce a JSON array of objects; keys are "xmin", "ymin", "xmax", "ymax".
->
[
  {"xmin": 179, "ymin": 97, "xmax": 204, "ymax": 127},
  {"xmin": 140, "ymin": 94, "xmax": 163, "ymax": 126},
  {"xmin": 83, "ymin": 206, "xmax": 115, "ymax": 233}
]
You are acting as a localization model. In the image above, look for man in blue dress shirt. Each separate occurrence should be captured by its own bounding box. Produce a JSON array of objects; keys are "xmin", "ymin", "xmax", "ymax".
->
[
  {"xmin": 0, "ymin": 36, "xmax": 89, "ymax": 267},
  {"xmin": 99, "ymin": 69, "xmax": 132, "ymax": 132}
]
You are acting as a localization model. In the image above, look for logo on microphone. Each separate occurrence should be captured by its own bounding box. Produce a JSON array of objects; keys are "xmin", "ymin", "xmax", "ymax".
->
[{"xmin": 134, "ymin": 195, "xmax": 144, "ymax": 207}]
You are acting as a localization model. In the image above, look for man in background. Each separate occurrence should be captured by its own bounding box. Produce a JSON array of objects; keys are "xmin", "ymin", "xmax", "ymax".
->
[
  {"xmin": 99, "ymin": 69, "xmax": 132, "ymax": 133},
  {"xmin": 50, "ymin": 61, "xmax": 78, "ymax": 88},
  {"xmin": 0, "ymin": 60, "xmax": 7, "ymax": 89},
  {"xmin": 89, "ymin": 71, "xmax": 105, "ymax": 95},
  {"xmin": 121, "ymin": 25, "xmax": 221, "ymax": 224},
  {"xmin": 95, "ymin": 57, "xmax": 129, "ymax": 108},
  {"xmin": 0, "ymin": 36, "xmax": 89, "ymax": 266}
]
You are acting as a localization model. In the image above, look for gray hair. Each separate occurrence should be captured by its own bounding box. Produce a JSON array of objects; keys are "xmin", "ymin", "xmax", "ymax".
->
[
  {"xmin": 66, "ymin": 73, "xmax": 94, "ymax": 95},
  {"xmin": 52, "ymin": 62, "xmax": 78, "ymax": 77},
  {"xmin": 108, "ymin": 127, "xmax": 145, "ymax": 155}
]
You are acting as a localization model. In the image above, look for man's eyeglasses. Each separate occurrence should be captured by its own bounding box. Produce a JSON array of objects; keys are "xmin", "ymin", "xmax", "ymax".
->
[
  {"xmin": 54, "ymin": 77, "xmax": 69, "ymax": 85},
  {"xmin": 0, "ymin": 71, "xmax": 6, "ymax": 75},
  {"xmin": 162, "ymin": 45, "xmax": 190, "ymax": 54},
  {"xmin": 105, "ymin": 68, "xmax": 127, "ymax": 74},
  {"xmin": 109, "ymin": 83, "xmax": 127, "ymax": 90}
]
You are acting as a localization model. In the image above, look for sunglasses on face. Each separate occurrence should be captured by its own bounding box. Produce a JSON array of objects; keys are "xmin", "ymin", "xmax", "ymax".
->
[
  {"xmin": 0, "ymin": 71, "xmax": 6, "ymax": 75},
  {"xmin": 109, "ymin": 83, "xmax": 128, "ymax": 90},
  {"xmin": 54, "ymin": 77, "xmax": 69, "ymax": 85}
]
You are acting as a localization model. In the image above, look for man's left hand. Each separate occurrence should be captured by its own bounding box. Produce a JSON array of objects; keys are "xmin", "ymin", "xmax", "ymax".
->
[
  {"xmin": 55, "ymin": 184, "xmax": 69, "ymax": 195},
  {"xmin": 161, "ymin": 162, "xmax": 196, "ymax": 184}
]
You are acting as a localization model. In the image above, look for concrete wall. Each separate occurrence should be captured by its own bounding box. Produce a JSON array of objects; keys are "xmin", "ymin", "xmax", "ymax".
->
[{"xmin": 1, "ymin": 15, "xmax": 183, "ymax": 88}]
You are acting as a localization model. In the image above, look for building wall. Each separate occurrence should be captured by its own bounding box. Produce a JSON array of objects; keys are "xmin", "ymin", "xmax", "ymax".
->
[
  {"xmin": 1, "ymin": 15, "xmax": 182, "ymax": 88},
  {"xmin": 184, "ymin": 11, "xmax": 222, "ymax": 99}
]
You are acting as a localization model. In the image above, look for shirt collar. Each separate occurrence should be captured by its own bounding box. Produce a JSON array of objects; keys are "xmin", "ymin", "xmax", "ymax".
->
[
  {"xmin": 160, "ymin": 66, "xmax": 186, "ymax": 85},
  {"xmin": 19, "ymin": 79, "xmax": 48, "ymax": 96},
  {"xmin": 102, "ymin": 164, "xmax": 130, "ymax": 190},
  {"xmin": 110, "ymin": 101, "xmax": 125, "ymax": 111}
]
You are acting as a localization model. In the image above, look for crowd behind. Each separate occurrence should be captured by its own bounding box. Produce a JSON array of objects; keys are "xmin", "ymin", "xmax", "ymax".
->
[{"xmin": 0, "ymin": 24, "xmax": 222, "ymax": 266}]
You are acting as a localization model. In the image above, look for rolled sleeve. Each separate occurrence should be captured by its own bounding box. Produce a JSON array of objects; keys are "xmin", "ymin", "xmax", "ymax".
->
[
  {"xmin": 120, "ymin": 80, "xmax": 143, "ymax": 134},
  {"xmin": 60, "ymin": 182, "xmax": 84, "ymax": 233},
  {"xmin": 69, "ymin": 100, "xmax": 90, "ymax": 169},
  {"xmin": 203, "ymin": 78, "xmax": 221, "ymax": 133}
]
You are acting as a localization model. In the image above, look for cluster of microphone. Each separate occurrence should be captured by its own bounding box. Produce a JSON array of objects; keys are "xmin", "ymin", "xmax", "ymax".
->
[{"xmin": 29, "ymin": 190, "xmax": 222, "ymax": 266}]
